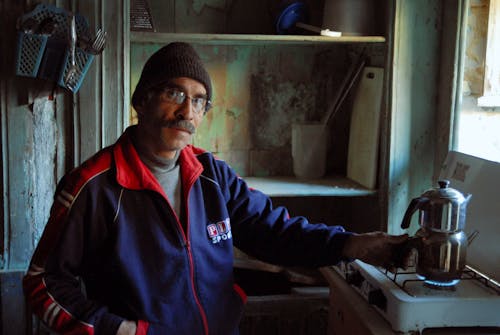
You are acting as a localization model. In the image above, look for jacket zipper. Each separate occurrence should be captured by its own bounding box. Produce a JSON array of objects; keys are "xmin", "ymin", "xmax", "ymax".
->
[
  {"xmin": 151, "ymin": 153, "xmax": 209, "ymax": 334},
  {"xmin": 174, "ymin": 181, "xmax": 209, "ymax": 335},
  {"xmin": 184, "ymin": 240, "xmax": 210, "ymax": 335}
]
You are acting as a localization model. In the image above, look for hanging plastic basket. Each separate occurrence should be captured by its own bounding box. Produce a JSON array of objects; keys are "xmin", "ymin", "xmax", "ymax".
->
[
  {"xmin": 15, "ymin": 3, "xmax": 96, "ymax": 93},
  {"xmin": 15, "ymin": 33, "xmax": 48, "ymax": 77}
]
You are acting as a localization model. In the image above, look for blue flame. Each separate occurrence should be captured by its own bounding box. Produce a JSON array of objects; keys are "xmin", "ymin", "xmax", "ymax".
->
[{"xmin": 416, "ymin": 274, "xmax": 460, "ymax": 287}]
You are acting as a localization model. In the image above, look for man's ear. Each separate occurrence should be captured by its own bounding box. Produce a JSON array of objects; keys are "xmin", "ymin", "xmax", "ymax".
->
[
  {"xmin": 133, "ymin": 93, "xmax": 153, "ymax": 116},
  {"xmin": 134, "ymin": 100, "xmax": 147, "ymax": 116},
  {"xmin": 134, "ymin": 105, "xmax": 144, "ymax": 116}
]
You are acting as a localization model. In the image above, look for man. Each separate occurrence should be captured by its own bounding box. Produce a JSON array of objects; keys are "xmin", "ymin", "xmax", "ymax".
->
[{"xmin": 23, "ymin": 42, "xmax": 410, "ymax": 335}]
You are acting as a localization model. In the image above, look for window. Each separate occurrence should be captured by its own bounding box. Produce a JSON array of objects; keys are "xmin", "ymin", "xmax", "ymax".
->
[{"xmin": 456, "ymin": 0, "xmax": 500, "ymax": 163}]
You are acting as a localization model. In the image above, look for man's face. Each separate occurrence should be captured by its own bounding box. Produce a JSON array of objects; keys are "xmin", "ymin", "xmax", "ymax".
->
[{"xmin": 136, "ymin": 77, "xmax": 208, "ymax": 159}]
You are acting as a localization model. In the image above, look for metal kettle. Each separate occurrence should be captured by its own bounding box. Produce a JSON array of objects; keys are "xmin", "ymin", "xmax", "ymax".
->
[{"xmin": 400, "ymin": 180, "xmax": 472, "ymax": 285}]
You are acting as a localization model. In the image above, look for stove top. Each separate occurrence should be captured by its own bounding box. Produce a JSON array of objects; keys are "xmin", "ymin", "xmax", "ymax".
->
[
  {"xmin": 333, "ymin": 260, "xmax": 500, "ymax": 333},
  {"xmin": 376, "ymin": 264, "xmax": 500, "ymax": 298}
]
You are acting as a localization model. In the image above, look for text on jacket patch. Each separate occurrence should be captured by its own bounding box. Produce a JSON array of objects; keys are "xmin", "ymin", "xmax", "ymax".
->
[{"xmin": 207, "ymin": 218, "xmax": 232, "ymax": 244}]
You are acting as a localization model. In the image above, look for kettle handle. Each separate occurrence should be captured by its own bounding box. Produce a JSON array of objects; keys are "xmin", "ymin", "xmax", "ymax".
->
[{"xmin": 401, "ymin": 197, "xmax": 429, "ymax": 229}]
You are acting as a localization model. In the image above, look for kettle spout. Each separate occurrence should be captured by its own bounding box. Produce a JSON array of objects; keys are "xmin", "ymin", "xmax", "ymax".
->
[{"xmin": 467, "ymin": 229, "xmax": 479, "ymax": 246}]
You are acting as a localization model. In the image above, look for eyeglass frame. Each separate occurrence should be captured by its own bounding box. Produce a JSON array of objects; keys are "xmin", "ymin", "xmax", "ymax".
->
[{"xmin": 153, "ymin": 85, "xmax": 212, "ymax": 114}]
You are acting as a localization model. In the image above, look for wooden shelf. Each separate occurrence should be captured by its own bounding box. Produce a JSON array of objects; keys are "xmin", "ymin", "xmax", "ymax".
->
[
  {"xmin": 130, "ymin": 32, "xmax": 386, "ymax": 45},
  {"xmin": 243, "ymin": 176, "xmax": 376, "ymax": 197}
]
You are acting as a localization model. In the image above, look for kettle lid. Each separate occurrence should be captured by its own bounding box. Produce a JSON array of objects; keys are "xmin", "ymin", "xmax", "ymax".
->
[{"xmin": 423, "ymin": 179, "xmax": 468, "ymax": 202}]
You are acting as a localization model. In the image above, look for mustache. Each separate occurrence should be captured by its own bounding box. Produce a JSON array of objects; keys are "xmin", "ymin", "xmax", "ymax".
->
[{"xmin": 160, "ymin": 120, "xmax": 196, "ymax": 134}]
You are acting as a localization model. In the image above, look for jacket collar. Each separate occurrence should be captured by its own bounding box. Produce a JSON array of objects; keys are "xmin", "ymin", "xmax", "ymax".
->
[{"xmin": 113, "ymin": 126, "xmax": 204, "ymax": 194}]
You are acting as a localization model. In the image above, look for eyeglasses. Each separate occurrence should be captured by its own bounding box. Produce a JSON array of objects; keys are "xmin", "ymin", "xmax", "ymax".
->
[{"xmin": 157, "ymin": 87, "xmax": 211, "ymax": 114}]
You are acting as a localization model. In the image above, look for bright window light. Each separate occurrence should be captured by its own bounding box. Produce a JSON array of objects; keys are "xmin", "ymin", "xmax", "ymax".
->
[{"xmin": 456, "ymin": 0, "xmax": 500, "ymax": 163}]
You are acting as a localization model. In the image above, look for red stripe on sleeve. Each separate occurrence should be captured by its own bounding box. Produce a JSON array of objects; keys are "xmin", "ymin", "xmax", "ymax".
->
[
  {"xmin": 24, "ymin": 274, "xmax": 94, "ymax": 334},
  {"xmin": 136, "ymin": 320, "xmax": 150, "ymax": 335}
]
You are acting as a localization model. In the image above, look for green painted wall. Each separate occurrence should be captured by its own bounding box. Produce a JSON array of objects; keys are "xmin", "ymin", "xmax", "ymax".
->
[
  {"xmin": 387, "ymin": 0, "xmax": 444, "ymax": 234},
  {"xmin": 130, "ymin": 42, "xmax": 375, "ymax": 177}
]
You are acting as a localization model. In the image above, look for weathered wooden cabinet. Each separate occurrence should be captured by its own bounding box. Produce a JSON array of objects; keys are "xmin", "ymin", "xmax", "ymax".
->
[{"xmin": 129, "ymin": 0, "xmax": 390, "ymax": 234}]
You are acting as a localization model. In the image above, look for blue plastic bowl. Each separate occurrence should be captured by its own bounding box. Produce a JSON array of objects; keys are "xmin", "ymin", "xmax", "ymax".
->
[{"xmin": 275, "ymin": 1, "xmax": 307, "ymax": 34}]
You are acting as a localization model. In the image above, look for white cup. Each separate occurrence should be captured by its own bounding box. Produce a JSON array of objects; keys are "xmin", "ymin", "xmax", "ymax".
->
[{"xmin": 291, "ymin": 123, "xmax": 328, "ymax": 179}]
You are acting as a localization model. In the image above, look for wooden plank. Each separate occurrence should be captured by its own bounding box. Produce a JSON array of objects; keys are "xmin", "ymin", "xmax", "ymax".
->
[
  {"xmin": 244, "ymin": 176, "xmax": 376, "ymax": 197},
  {"xmin": 32, "ymin": 97, "xmax": 57, "ymax": 248},
  {"xmin": 131, "ymin": 32, "xmax": 386, "ymax": 45},
  {"xmin": 1, "ymin": 0, "xmax": 35, "ymax": 271},
  {"xmin": 434, "ymin": 1, "xmax": 463, "ymax": 183},
  {"xmin": 77, "ymin": 0, "xmax": 128, "ymax": 163},
  {"xmin": 347, "ymin": 67, "xmax": 384, "ymax": 190},
  {"xmin": 77, "ymin": 0, "xmax": 102, "ymax": 163},
  {"xmin": 388, "ymin": 0, "xmax": 442, "ymax": 234}
]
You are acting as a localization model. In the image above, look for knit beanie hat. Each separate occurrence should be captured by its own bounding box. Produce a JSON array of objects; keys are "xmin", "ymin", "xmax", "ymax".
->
[{"xmin": 131, "ymin": 42, "xmax": 212, "ymax": 109}]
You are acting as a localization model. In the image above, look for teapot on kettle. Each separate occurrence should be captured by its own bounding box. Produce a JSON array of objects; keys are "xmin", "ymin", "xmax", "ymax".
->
[{"xmin": 400, "ymin": 180, "xmax": 472, "ymax": 285}]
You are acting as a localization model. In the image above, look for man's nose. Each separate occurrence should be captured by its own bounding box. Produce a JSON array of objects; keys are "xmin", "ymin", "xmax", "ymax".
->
[{"xmin": 175, "ymin": 98, "xmax": 195, "ymax": 119}]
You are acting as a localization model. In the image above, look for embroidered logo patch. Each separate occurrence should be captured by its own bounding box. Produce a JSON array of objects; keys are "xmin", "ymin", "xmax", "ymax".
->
[{"xmin": 207, "ymin": 218, "xmax": 232, "ymax": 244}]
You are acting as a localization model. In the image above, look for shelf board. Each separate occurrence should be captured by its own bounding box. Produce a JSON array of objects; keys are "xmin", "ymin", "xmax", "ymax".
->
[
  {"xmin": 130, "ymin": 32, "xmax": 386, "ymax": 45},
  {"xmin": 244, "ymin": 176, "xmax": 377, "ymax": 197}
]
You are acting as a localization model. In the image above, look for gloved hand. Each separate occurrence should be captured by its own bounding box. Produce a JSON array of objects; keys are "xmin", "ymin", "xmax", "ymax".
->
[{"xmin": 341, "ymin": 232, "xmax": 412, "ymax": 271}]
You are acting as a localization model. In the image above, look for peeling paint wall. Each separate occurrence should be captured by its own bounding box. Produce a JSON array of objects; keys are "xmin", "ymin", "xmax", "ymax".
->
[
  {"xmin": 131, "ymin": 0, "xmax": 388, "ymax": 178},
  {"xmin": 1, "ymin": 0, "xmax": 129, "ymax": 331},
  {"xmin": 130, "ymin": 43, "xmax": 382, "ymax": 177},
  {"xmin": 0, "ymin": 0, "xmax": 129, "ymax": 273}
]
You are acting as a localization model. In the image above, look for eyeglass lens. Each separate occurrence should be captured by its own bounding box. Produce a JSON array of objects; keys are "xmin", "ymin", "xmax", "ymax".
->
[{"xmin": 161, "ymin": 88, "xmax": 207, "ymax": 113}]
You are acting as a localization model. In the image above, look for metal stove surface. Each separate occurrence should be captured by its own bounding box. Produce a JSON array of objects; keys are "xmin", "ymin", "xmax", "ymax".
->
[{"xmin": 334, "ymin": 260, "xmax": 500, "ymax": 333}]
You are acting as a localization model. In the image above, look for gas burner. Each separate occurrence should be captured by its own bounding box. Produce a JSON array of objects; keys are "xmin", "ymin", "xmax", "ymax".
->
[
  {"xmin": 416, "ymin": 274, "xmax": 460, "ymax": 289},
  {"xmin": 422, "ymin": 280, "xmax": 458, "ymax": 291}
]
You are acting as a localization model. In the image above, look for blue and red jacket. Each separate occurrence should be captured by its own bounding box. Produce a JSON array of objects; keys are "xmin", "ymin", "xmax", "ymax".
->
[{"xmin": 23, "ymin": 126, "xmax": 351, "ymax": 335}]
